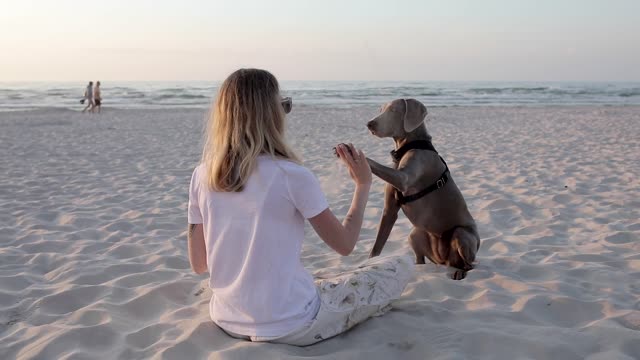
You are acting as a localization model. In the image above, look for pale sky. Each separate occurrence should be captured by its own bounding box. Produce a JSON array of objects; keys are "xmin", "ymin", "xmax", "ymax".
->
[{"xmin": 1, "ymin": 0, "xmax": 639, "ymax": 81}]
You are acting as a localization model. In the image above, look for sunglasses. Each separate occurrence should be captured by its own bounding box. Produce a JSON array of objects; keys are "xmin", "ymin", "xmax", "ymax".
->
[{"xmin": 281, "ymin": 97, "xmax": 292, "ymax": 114}]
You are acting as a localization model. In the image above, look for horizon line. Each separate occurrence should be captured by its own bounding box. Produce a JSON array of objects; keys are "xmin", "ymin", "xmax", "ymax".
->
[{"xmin": 2, "ymin": 79, "xmax": 640, "ymax": 83}]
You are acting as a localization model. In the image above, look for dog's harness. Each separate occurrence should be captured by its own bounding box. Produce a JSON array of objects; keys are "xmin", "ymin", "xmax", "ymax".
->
[{"xmin": 391, "ymin": 140, "xmax": 450, "ymax": 205}]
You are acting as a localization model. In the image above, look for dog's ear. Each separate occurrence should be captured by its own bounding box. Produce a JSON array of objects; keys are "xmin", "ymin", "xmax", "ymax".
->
[{"xmin": 403, "ymin": 99, "xmax": 427, "ymax": 132}]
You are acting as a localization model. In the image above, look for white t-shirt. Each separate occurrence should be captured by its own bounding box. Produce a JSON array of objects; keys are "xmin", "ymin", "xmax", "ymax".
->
[{"xmin": 188, "ymin": 155, "xmax": 328, "ymax": 337}]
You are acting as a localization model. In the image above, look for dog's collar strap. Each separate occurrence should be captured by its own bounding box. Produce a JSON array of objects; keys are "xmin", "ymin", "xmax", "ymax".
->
[
  {"xmin": 390, "ymin": 140, "xmax": 437, "ymax": 163},
  {"xmin": 397, "ymin": 156, "xmax": 449, "ymax": 205}
]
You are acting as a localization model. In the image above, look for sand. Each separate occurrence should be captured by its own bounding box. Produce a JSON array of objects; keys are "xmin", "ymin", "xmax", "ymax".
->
[{"xmin": 1, "ymin": 105, "xmax": 639, "ymax": 359}]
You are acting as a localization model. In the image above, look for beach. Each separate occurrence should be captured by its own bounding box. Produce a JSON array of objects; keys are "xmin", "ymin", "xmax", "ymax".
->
[{"xmin": 1, "ymin": 105, "xmax": 639, "ymax": 359}]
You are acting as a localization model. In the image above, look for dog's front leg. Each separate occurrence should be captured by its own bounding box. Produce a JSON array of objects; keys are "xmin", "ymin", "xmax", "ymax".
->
[
  {"xmin": 366, "ymin": 158, "xmax": 409, "ymax": 192},
  {"xmin": 369, "ymin": 183, "xmax": 401, "ymax": 258}
]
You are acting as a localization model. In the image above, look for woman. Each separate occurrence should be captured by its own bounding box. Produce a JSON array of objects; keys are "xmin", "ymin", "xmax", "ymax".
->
[
  {"xmin": 187, "ymin": 69, "xmax": 413, "ymax": 346},
  {"xmin": 81, "ymin": 81, "xmax": 94, "ymax": 113}
]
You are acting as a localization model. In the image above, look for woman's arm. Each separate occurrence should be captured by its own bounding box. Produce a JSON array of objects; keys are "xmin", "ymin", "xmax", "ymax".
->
[
  {"xmin": 309, "ymin": 184, "xmax": 370, "ymax": 256},
  {"xmin": 308, "ymin": 143, "xmax": 372, "ymax": 256},
  {"xmin": 188, "ymin": 223, "xmax": 207, "ymax": 274}
]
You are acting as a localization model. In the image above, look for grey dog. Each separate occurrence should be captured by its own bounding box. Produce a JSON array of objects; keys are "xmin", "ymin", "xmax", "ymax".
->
[{"xmin": 364, "ymin": 99, "xmax": 480, "ymax": 280}]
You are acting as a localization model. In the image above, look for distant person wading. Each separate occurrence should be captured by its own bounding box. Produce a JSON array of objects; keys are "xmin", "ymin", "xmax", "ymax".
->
[
  {"xmin": 93, "ymin": 81, "xmax": 102, "ymax": 113},
  {"xmin": 81, "ymin": 81, "xmax": 94, "ymax": 113}
]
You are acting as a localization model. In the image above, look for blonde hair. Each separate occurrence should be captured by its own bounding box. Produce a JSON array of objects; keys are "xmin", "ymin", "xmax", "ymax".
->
[{"xmin": 202, "ymin": 68, "xmax": 300, "ymax": 192}]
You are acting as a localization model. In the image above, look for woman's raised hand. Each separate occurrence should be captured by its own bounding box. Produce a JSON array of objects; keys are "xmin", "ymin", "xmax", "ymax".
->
[{"xmin": 335, "ymin": 143, "xmax": 372, "ymax": 187}]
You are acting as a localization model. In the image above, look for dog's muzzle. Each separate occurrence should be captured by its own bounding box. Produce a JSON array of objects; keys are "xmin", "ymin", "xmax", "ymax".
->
[{"xmin": 366, "ymin": 121, "xmax": 376, "ymax": 132}]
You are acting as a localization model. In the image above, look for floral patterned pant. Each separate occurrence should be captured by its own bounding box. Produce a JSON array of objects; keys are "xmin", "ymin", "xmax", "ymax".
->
[{"xmin": 226, "ymin": 255, "xmax": 414, "ymax": 346}]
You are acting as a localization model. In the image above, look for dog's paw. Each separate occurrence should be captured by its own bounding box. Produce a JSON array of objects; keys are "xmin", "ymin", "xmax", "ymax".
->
[
  {"xmin": 451, "ymin": 269, "xmax": 467, "ymax": 280},
  {"xmin": 333, "ymin": 143, "xmax": 354, "ymax": 158}
]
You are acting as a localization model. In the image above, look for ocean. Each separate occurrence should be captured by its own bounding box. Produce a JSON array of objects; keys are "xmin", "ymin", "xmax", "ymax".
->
[{"xmin": 1, "ymin": 81, "xmax": 640, "ymax": 111}]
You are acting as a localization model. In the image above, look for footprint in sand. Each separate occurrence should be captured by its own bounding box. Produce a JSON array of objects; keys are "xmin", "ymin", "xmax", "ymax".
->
[{"xmin": 604, "ymin": 231, "xmax": 636, "ymax": 244}]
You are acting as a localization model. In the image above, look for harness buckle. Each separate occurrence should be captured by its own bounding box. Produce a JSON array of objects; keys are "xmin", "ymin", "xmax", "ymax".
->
[{"xmin": 436, "ymin": 179, "xmax": 445, "ymax": 189}]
